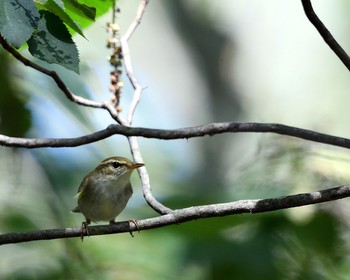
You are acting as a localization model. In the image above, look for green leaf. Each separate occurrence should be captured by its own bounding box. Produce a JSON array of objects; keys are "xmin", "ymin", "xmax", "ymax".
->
[
  {"xmin": 37, "ymin": 0, "xmax": 113, "ymax": 36},
  {"xmin": 63, "ymin": 0, "xmax": 96, "ymax": 21},
  {"xmin": 27, "ymin": 11, "xmax": 80, "ymax": 73},
  {"xmin": 0, "ymin": 0, "xmax": 40, "ymax": 48},
  {"xmin": 65, "ymin": 0, "xmax": 113, "ymax": 32},
  {"xmin": 35, "ymin": 0, "xmax": 85, "ymax": 37},
  {"xmin": 78, "ymin": 0, "xmax": 113, "ymax": 17}
]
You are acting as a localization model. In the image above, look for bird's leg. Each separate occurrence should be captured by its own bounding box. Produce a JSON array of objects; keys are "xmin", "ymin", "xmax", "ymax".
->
[
  {"xmin": 81, "ymin": 220, "xmax": 90, "ymax": 241},
  {"xmin": 109, "ymin": 219, "xmax": 140, "ymax": 237}
]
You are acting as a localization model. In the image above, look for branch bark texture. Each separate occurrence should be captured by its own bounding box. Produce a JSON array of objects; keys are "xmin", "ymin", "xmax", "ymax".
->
[
  {"xmin": 1, "ymin": 185, "xmax": 349, "ymax": 245},
  {"xmin": 1, "ymin": 122, "xmax": 350, "ymax": 150}
]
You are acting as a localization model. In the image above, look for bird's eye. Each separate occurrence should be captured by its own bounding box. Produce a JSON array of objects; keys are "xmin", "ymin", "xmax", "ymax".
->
[{"xmin": 111, "ymin": 161, "xmax": 122, "ymax": 168}]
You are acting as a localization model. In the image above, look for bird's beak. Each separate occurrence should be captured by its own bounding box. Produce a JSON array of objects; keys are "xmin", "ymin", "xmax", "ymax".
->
[{"xmin": 129, "ymin": 163, "xmax": 144, "ymax": 170}]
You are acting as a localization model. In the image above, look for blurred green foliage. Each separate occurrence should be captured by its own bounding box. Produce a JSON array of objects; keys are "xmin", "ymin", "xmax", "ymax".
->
[{"xmin": 0, "ymin": 52, "xmax": 31, "ymax": 137}]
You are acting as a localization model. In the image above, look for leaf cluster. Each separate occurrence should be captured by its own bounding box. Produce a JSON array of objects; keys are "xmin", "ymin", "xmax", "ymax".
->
[{"xmin": 0, "ymin": 0, "xmax": 113, "ymax": 73}]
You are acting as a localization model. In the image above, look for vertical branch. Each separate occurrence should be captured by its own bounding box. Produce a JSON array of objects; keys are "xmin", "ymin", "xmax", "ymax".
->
[
  {"xmin": 128, "ymin": 137, "xmax": 172, "ymax": 214},
  {"xmin": 121, "ymin": 0, "xmax": 172, "ymax": 215},
  {"xmin": 121, "ymin": 0, "xmax": 150, "ymax": 125},
  {"xmin": 123, "ymin": 0, "xmax": 150, "ymax": 42}
]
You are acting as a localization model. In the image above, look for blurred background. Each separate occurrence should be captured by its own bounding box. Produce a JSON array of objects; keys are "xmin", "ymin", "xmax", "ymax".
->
[{"xmin": 1, "ymin": 0, "xmax": 350, "ymax": 279}]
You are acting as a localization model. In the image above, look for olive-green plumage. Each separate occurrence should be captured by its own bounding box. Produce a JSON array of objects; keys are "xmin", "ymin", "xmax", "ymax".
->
[{"xmin": 72, "ymin": 156, "xmax": 144, "ymax": 224}]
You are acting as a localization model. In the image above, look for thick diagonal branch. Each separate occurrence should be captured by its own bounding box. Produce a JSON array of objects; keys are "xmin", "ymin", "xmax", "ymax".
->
[
  {"xmin": 301, "ymin": 0, "xmax": 350, "ymax": 71},
  {"xmin": 1, "ymin": 185, "xmax": 349, "ymax": 245}
]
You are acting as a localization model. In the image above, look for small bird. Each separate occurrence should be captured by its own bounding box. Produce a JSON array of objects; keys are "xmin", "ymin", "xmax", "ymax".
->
[{"xmin": 72, "ymin": 156, "xmax": 144, "ymax": 238}]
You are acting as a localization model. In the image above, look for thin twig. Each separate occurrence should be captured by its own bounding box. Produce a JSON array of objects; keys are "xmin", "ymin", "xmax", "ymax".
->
[
  {"xmin": 121, "ymin": 0, "xmax": 150, "ymax": 124},
  {"xmin": 301, "ymin": 0, "xmax": 350, "ymax": 71},
  {"xmin": 0, "ymin": 35, "xmax": 123, "ymax": 123},
  {"xmin": 1, "ymin": 122, "xmax": 350, "ymax": 150},
  {"xmin": 123, "ymin": 0, "xmax": 150, "ymax": 42},
  {"xmin": 1, "ymin": 184, "xmax": 349, "ymax": 245},
  {"xmin": 128, "ymin": 136, "xmax": 172, "ymax": 214}
]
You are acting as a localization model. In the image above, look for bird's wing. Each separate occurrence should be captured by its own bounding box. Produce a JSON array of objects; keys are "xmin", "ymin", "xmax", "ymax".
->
[
  {"xmin": 77, "ymin": 174, "xmax": 90, "ymax": 194},
  {"xmin": 71, "ymin": 174, "xmax": 91, "ymax": 213},
  {"xmin": 71, "ymin": 205, "xmax": 81, "ymax": 213}
]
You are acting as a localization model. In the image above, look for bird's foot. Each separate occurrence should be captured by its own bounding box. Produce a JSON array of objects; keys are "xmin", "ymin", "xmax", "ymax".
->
[
  {"xmin": 80, "ymin": 221, "xmax": 90, "ymax": 241},
  {"xmin": 128, "ymin": 219, "xmax": 140, "ymax": 237},
  {"xmin": 108, "ymin": 219, "xmax": 140, "ymax": 237}
]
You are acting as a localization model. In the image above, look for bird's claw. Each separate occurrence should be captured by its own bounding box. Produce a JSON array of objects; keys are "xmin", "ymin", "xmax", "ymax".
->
[
  {"xmin": 129, "ymin": 219, "xmax": 140, "ymax": 237},
  {"xmin": 80, "ymin": 221, "xmax": 90, "ymax": 241}
]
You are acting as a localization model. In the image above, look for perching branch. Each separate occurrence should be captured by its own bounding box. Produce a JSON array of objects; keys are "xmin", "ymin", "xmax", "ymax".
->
[
  {"xmin": 1, "ymin": 184, "xmax": 349, "ymax": 245},
  {"xmin": 301, "ymin": 0, "xmax": 350, "ymax": 71},
  {"xmin": 1, "ymin": 122, "xmax": 350, "ymax": 150}
]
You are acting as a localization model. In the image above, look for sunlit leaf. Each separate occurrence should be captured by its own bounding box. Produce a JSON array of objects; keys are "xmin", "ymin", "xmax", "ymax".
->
[
  {"xmin": 63, "ymin": 0, "xmax": 96, "ymax": 21},
  {"xmin": 35, "ymin": 0, "xmax": 85, "ymax": 37}
]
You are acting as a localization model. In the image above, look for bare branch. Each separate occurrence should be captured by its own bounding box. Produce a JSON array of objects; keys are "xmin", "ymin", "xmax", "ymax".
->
[
  {"xmin": 128, "ymin": 136, "xmax": 172, "ymax": 215},
  {"xmin": 301, "ymin": 0, "xmax": 350, "ymax": 71},
  {"xmin": 1, "ymin": 122, "xmax": 350, "ymax": 150},
  {"xmin": 121, "ymin": 0, "xmax": 150, "ymax": 124},
  {"xmin": 1, "ymin": 185, "xmax": 349, "ymax": 245},
  {"xmin": 123, "ymin": 0, "xmax": 150, "ymax": 42},
  {"xmin": 0, "ymin": 35, "xmax": 123, "ymax": 123}
]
